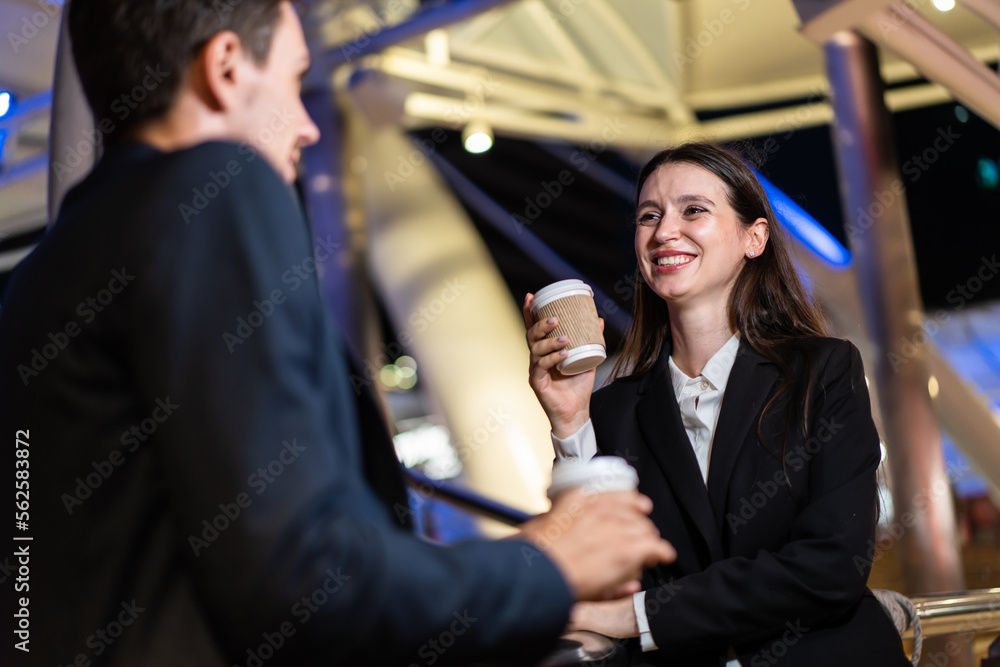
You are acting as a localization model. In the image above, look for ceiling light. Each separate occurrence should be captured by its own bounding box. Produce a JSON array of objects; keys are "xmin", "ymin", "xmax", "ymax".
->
[
  {"xmin": 462, "ymin": 120, "xmax": 493, "ymax": 154},
  {"xmin": 425, "ymin": 30, "xmax": 450, "ymax": 66},
  {"xmin": 932, "ymin": 0, "xmax": 955, "ymax": 11}
]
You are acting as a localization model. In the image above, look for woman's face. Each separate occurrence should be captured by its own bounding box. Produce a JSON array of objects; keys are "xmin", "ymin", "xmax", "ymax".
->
[{"xmin": 635, "ymin": 162, "xmax": 764, "ymax": 311}]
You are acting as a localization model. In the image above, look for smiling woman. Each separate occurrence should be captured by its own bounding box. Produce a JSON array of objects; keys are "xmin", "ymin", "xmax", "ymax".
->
[
  {"xmin": 524, "ymin": 142, "xmax": 913, "ymax": 666},
  {"xmin": 615, "ymin": 142, "xmax": 824, "ymax": 382}
]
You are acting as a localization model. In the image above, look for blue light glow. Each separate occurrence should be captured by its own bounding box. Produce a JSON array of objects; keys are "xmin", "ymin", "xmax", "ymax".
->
[
  {"xmin": 975, "ymin": 158, "xmax": 999, "ymax": 190},
  {"xmin": 751, "ymin": 168, "xmax": 853, "ymax": 269},
  {"xmin": 0, "ymin": 91, "xmax": 11, "ymax": 118}
]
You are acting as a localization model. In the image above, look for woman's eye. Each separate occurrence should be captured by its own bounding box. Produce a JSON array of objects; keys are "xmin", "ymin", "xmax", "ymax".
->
[
  {"xmin": 637, "ymin": 212, "xmax": 660, "ymax": 226},
  {"xmin": 684, "ymin": 206, "xmax": 707, "ymax": 216}
]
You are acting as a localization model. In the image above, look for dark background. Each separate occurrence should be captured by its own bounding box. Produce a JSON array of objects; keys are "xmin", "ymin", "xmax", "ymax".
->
[{"xmin": 418, "ymin": 98, "xmax": 1000, "ymax": 335}]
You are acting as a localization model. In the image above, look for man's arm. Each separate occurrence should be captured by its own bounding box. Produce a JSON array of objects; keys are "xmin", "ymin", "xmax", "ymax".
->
[
  {"xmin": 126, "ymin": 143, "xmax": 673, "ymax": 665},
  {"xmin": 126, "ymin": 144, "xmax": 574, "ymax": 665}
]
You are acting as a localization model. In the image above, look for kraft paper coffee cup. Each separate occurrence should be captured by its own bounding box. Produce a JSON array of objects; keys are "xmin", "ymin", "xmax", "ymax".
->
[
  {"xmin": 547, "ymin": 456, "xmax": 639, "ymax": 500},
  {"xmin": 530, "ymin": 279, "xmax": 606, "ymax": 375}
]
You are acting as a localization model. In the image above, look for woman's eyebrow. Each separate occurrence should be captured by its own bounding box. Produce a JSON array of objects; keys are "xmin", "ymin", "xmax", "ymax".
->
[{"xmin": 676, "ymin": 194, "xmax": 715, "ymax": 207}]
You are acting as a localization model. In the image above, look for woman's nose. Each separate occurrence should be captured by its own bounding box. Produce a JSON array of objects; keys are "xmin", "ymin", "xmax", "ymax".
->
[{"xmin": 653, "ymin": 215, "xmax": 679, "ymax": 243}]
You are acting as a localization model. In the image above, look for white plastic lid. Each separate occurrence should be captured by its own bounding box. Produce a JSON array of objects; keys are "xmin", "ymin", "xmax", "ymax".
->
[
  {"xmin": 530, "ymin": 279, "xmax": 594, "ymax": 313},
  {"xmin": 548, "ymin": 456, "xmax": 639, "ymax": 499},
  {"xmin": 558, "ymin": 344, "xmax": 606, "ymax": 376}
]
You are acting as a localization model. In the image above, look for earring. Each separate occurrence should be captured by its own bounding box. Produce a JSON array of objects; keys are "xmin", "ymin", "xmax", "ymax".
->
[{"xmin": 749, "ymin": 251, "xmax": 755, "ymax": 257}]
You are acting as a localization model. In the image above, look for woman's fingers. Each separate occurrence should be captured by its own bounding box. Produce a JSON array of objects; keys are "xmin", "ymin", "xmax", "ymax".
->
[
  {"xmin": 526, "ymin": 313, "xmax": 559, "ymax": 343},
  {"xmin": 521, "ymin": 293, "xmax": 538, "ymax": 331},
  {"xmin": 530, "ymin": 332, "xmax": 567, "ymax": 356},
  {"xmin": 532, "ymin": 340, "xmax": 569, "ymax": 374},
  {"xmin": 525, "ymin": 292, "xmax": 575, "ymax": 381}
]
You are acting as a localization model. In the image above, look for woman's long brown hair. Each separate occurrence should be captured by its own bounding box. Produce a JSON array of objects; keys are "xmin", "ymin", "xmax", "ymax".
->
[{"xmin": 611, "ymin": 142, "xmax": 829, "ymax": 459}]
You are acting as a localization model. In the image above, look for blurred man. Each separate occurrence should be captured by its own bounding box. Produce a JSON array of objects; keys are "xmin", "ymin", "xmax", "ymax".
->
[{"xmin": 0, "ymin": 2, "xmax": 674, "ymax": 665}]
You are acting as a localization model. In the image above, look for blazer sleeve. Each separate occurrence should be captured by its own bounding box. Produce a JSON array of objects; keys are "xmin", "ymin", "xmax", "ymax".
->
[
  {"xmin": 643, "ymin": 340, "xmax": 881, "ymax": 654},
  {"xmin": 127, "ymin": 143, "xmax": 572, "ymax": 666}
]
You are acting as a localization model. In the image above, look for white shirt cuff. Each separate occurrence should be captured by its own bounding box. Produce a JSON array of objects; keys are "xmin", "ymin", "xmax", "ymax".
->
[
  {"xmin": 550, "ymin": 419, "xmax": 597, "ymax": 463},
  {"xmin": 633, "ymin": 591, "xmax": 658, "ymax": 652}
]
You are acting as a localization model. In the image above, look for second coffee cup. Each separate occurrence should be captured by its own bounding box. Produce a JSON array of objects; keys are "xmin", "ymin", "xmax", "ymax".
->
[{"xmin": 547, "ymin": 456, "xmax": 639, "ymax": 500}]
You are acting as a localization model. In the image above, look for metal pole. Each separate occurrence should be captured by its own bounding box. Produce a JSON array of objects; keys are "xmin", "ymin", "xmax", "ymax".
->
[
  {"xmin": 48, "ymin": 0, "xmax": 96, "ymax": 224},
  {"xmin": 824, "ymin": 31, "xmax": 970, "ymax": 666},
  {"xmin": 300, "ymin": 88, "xmax": 365, "ymax": 353}
]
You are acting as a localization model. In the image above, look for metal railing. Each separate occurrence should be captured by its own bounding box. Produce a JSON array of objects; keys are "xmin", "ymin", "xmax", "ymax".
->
[
  {"xmin": 403, "ymin": 467, "xmax": 1000, "ymax": 664},
  {"xmin": 905, "ymin": 589, "xmax": 1000, "ymax": 639},
  {"xmin": 403, "ymin": 468, "xmax": 532, "ymax": 527}
]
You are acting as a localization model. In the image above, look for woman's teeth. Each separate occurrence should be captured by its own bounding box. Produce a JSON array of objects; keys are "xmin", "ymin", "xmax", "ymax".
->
[{"xmin": 655, "ymin": 255, "xmax": 693, "ymax": 267}]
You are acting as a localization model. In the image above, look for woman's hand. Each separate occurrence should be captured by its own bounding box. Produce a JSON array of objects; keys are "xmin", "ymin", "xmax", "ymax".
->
[
  {"xmin": 567, "ymin": 598, "xmax": 640, "ymax": 638},
  {"xmin": 522, "ymin": 293, "xmax": 602, "ymax": 438}
]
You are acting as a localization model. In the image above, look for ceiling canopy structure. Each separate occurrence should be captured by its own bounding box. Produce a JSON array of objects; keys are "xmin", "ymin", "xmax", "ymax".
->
[{"xmin": 2, "ymin": 0, "xmax": 998, "ymax": 244}]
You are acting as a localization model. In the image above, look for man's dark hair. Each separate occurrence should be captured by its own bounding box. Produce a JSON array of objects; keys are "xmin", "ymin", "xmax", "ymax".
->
[{"xmin": 69, "ymin": 0, "xmax": 286, "ymax": 144}]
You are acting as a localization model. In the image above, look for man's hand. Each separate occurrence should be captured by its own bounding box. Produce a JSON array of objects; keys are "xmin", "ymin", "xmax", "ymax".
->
[{"xmin": 519, "ymin": 488, "xmax": 675, "ymax": 601}]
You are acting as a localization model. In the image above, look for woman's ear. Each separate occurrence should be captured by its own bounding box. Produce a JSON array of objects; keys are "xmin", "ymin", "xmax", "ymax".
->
[
  {"xmin": 198, "ymin": 30, "xmax": 249, "ymax": 112},
  {"xmin": 745, "ymin": 217, "xmax": 769, "ymax": 257}
]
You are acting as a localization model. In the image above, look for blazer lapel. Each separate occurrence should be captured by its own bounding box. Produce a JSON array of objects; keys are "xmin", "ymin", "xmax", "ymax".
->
[
  {"xmin": 706, "ymin": 339, "xmax": 779, "ymax": 527},
  {"xmin": 635, "ymin": 351, "xmax": 722, "ymax": 562}
]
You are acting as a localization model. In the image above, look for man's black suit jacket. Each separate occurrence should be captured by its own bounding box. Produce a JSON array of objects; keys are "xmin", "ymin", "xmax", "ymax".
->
[
  {"xmin": 0, "ymin": 142, "xmax": 571, "ymax": 666},
  {"xmin": 590, "ymin": 337, "xmax": 910, "ymax": 667}
]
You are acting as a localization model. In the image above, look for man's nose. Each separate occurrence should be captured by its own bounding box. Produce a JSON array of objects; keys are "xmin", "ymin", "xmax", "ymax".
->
[{"xmin": 301, "ymin": 111, "xmax": 321, "ymax": 147}]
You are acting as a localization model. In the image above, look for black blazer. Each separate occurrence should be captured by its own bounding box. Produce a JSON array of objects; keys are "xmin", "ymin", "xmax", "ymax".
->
[
  {"xmin": 590, "ymin": 337, "xmax": 910, "ymax": 667},
  {"xmin": 0, "ymin": 142, "xmax": 571, "ymax": 667}
]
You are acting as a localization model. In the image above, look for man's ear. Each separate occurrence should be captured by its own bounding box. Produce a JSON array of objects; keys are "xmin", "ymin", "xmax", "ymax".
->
[{"xmin": 198, "ymin": 30, "xmax": 250, "ymax": 113}]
